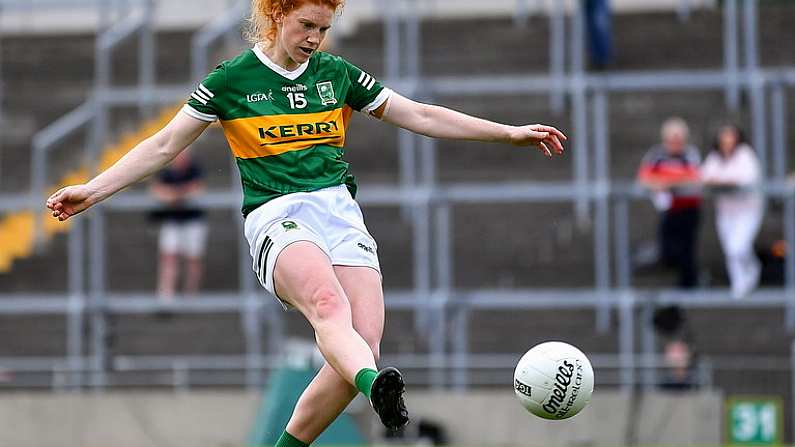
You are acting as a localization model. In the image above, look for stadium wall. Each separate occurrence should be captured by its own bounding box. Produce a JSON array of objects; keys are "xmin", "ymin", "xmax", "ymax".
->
[
  {"xmin": 0, "ymin": 390, "xmax": 722, "ymax": 446},
  {"xmin": 0, "ymin": 391, "xmax": 260, "ymax": 447},
  {"xmin": 401, "ymin": 390, "xmax": 723, "ymax": 446}
]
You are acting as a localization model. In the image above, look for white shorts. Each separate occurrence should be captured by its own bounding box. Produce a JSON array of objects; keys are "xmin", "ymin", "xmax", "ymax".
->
[
  {"xmin": 159, "ymin": 220, "xmax": 208, "ymax": 258},
  {"xmin": 244, "ymin": 185, "xmax": 381, "ymax": 305}
]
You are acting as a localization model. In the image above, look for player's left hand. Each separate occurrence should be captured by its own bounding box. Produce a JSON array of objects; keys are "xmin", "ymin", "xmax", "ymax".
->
[{"xmin": 509, "ymin": 124, "xmax": 567, "ymax": 157}]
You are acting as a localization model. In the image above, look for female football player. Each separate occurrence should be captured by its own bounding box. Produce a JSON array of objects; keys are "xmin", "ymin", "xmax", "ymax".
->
[{"xmin": 47, "ymin": 0, "xmax": 566, "ymax": 445}]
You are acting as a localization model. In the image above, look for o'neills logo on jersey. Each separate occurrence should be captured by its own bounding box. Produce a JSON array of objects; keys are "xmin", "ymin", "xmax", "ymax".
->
[
  {"xmin": 281, "ymin": 84, "xmax": 308, "ymax": 93},
  {"xmin": 542, "ymin": 359, "xmax": 584, "ymax": 418},
  {"xmin": 258, "ymin": 120, "xmax": 340, "ymax": 143}
]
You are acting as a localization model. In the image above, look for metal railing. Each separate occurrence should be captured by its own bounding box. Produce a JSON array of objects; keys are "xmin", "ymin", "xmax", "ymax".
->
[
  {"xmin": 20, "ymin": 0, "xmax": 249, "ymax": 387},
  {"xmin": 190, "ymin": 0, "xmax": 248, "ymax": 81},
  {"xmin": 30, "ymin": 0, "xmax": 156, "ymax": 242},
  {"xmin": 19, "ymin": 0, "xmax": 157, "ymax": 389},
  {"xmin": 0, "ymin": 351, "xmax": 721, "ymax": 390},
  {"xmin": 2, "ymin": 182, "xmax": 795, "ymax": 389},
  {"xmin": 0, "ymin": 0, "xmax": 792, "ymax": 405}
]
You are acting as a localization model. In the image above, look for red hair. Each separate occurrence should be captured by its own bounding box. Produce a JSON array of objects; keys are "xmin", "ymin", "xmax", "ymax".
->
[{"xmin": 245, "ymin": 0, "xmax": 345, "ymax": 45}]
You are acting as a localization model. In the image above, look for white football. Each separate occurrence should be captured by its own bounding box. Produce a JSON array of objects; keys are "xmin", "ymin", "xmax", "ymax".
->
[{"xmin": 513, "ymin": 341, "xmax": 594, "ymax": 420}]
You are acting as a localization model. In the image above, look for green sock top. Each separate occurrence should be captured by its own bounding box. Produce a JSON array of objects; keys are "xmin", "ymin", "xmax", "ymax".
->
[
  {"xmin": 274, "ymin": 431, "xmax": 308, "ymax": 447},
  {"xmin": 354, "ymin": 367, "xmax": 378, "ymax": 399}
]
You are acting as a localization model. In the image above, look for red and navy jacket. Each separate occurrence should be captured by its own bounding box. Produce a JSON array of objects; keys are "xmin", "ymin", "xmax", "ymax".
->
[{"xmin": 637, "ymin": 144, "xmax": 702, "ymax": 210}]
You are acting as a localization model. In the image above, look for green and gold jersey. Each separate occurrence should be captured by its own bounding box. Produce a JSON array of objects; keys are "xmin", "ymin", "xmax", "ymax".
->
[{"xmin": 182, "ymin": 46, "xmax": 391, "ymax": 216}]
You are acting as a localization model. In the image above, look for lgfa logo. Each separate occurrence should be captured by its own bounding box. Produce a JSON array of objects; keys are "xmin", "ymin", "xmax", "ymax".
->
[{"xmin": 247, "ymin": 90, "xmax": 274, "ymax": 103}]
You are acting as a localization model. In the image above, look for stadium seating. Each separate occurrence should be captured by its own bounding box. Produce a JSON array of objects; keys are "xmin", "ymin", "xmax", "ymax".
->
[{"xmin": 0, "ymin": 6, "xmax": 794, "ymax": 400}]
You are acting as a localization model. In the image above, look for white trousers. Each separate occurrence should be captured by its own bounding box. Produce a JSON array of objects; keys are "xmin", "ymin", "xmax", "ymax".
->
[{"xmin": 716, "ymin": 204, "xmax": 763, "ymax": 298}]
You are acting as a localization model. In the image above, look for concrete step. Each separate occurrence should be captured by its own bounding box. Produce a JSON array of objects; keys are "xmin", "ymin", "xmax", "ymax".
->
[
  {"xmin": 467, "ymin": 309, "xmax": 618, "ymax": 354},
  {"xmin": 686, "ymin": 308, "xmax": 793, "ymax": 356},
  {"xmin": 108, "ymin": 313, "xmax": 245, "ymax": 355},
  {"xmin": 0, "ymin": 315, "xmax": 67, "ymax": 356},
  {"xmin": 1, "ymin": 30, "xmax": 195, "ymax": 85}
]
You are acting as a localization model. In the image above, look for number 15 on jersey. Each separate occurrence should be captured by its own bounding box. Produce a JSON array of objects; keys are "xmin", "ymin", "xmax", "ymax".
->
[{"xmin": 287, "ymin": 92, "xmax": 307, "ymax": 109}]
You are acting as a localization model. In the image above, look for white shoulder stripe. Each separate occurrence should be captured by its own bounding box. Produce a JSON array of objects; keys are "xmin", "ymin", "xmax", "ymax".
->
[
  {"xmin": 357, "ymin": 71, "xmax": 366, "ymax": 83},
  {"xmin": 194, "ymin": 89, "xmax": 211, "ymax": 102},
  {"xmin": 198, "ymin": 83, "xmax": 215, "ymax": 98},
  {"xmin": 366, "ymin": 77, "xmax": 376, "ymax": 90},
  {"xmin": 181, "ymin": 104, "xmax": 217, "ymax": 122},
  {"xmin": 191, "ymin": 92, "xmax": 209, "ymax": 105},
  {"xmin": 358, "ymin": 73, "xmax": 372, "ymax": 87}
]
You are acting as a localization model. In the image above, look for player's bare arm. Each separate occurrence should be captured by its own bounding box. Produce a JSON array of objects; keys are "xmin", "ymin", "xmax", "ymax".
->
[
  {"xmin": 374, "ymin": 92, "xmax": 567, "ymax": 157},
  {"xmin": 46, "ymin": 113, "xmax": 210, "ymax": 221}
]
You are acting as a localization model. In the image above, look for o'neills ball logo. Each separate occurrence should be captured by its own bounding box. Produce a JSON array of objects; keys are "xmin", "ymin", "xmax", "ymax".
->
[{"xmin": 543, "ymin": 359, "xmax": 584, "ymax": 418}]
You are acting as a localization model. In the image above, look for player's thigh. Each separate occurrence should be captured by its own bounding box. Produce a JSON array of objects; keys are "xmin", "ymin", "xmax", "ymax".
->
[
  {"xmin": 273, "ymin": 241, "xmax": 351, "ymax": 322},
  {"xmin": 334, "ymin": 265, "xmax": 384, "ymax": 357}
]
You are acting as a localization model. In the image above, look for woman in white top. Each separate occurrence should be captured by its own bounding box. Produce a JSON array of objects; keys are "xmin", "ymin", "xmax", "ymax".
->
[{"xmin": 701, "ymin": 125, "xmax": 763, "ymax": 299}]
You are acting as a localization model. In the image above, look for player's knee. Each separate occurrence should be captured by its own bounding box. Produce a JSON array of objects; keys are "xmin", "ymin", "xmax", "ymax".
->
[{"xmin": 309, "ymin": 286, "xmax": 347, "ymax": 322}]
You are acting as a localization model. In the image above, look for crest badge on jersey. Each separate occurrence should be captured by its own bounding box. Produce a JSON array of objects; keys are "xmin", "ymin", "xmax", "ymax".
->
[{"xmin": 317, "ymin": 81, "xmax": 337, "ymax": 106}]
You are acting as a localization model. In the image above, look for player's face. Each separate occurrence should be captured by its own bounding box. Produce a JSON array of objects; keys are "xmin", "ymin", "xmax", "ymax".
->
[{"xmin": 276, "ymin": 3, "xmax": 334, "ymax": 69}]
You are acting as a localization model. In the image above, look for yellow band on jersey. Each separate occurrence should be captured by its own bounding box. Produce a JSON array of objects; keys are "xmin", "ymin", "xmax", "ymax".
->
[{"xmin": 221, "ymin": 107, "xmax": 352, "ymax": 159}]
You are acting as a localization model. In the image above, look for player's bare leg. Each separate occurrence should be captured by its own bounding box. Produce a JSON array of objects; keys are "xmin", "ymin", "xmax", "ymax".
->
[
  {"xmin": 333, "ymin": 267, "xmax": 408, "ymax": 431},
  {"xmin": 285, "ymin": 265, "xmax": 385, "ymax": 442},
  {"xmin": 277, "ymin": 263, "xmax": 407, "ymax": 444},
  {"xmin": 286, "ymin": 364, "xmax": 358, "ymax": 443},
  {"xmin": 273, "ymin": 242, "xmax": 377, "ymax": 385}
]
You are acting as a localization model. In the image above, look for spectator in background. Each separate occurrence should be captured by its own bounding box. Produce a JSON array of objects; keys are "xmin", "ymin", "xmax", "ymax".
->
[
  {"xmin": 702, "ymin": 125, "xmax": 763, "ymax": 299},
  {"xmin": 660, "ymin": 338, "xmax": 695, "ymax": 390},
  {"xmin": 653, "ymin": 305, "xmax": 696, "ymax": 390},
  {"xmin": 637, "ymin": 118, "xmax": 702, "ymax": 288},
  {"xmin": 585, "ymin": 0, "xmax": 613, "ymax": 69},
  {"xmin": 150, "ymin": 149, "xmax": 207, "ymax": 301}
]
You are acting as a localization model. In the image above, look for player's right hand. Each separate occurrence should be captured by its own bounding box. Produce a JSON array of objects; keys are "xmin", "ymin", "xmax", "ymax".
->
[{"xmin": 46, "ymin": 184, "xmax": 97, "ymax": 221}]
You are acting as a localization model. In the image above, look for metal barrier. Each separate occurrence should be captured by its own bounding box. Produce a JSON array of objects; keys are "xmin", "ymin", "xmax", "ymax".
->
[
  {"xmin": 16, "ymin": 0, "xmax": 157, "ymax": 389},
  {"xmin": 1, "ymin": 0, "xmax": 793, "ymax": 401},
  {"xmin": 2, "ymin": 182, "xmax": 795, "ymax": 392},
  {"xmin": 190, "ymin": 0, "xmax": 248, "ymax": 81},
  {"xmin": 0, "ymin": 351, "xmax": 718, "ymax": 390}
]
